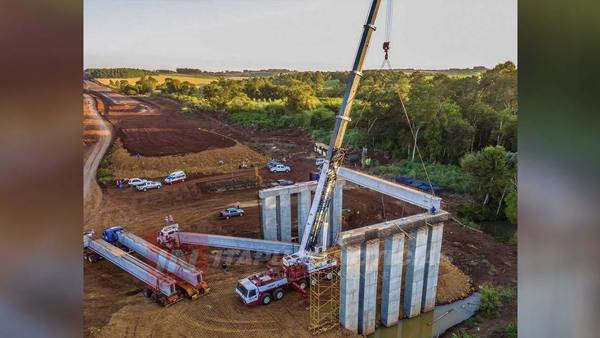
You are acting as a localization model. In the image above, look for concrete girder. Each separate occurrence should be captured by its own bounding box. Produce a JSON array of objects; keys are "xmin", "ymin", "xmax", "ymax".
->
[{"xmin": 337, "ymin": 167, "xmax": 441, "ymax": 211}]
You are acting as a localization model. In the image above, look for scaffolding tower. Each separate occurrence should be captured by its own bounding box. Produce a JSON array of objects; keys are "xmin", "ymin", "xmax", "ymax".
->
[{"xmin": 308, "ymin": 250, "xmax": 341, "ymax": 335}]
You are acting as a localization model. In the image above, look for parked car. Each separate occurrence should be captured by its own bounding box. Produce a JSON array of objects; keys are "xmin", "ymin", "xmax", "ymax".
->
[
  {"xmin": 275, "ymin": 179, "xmax": 295, "ymax": 186},
  {"xmin": 218, "ymin": 207, "xmax": 245, "ymax": 219},
  {"xmin": 136, "ymin": 181, "xmax": 162, "ymax": 191},
  {"xmin": 315, "ymin": 158, "xmax": 326, "ymax": 167},
  {"xmin": 128, "ymin": 178, "xmax": 147, "ymax": 187},
  {"xmin": 269, "ymin": 164, "xmax": 291, "ymax": 173},
  {"xmin": 164, "ymin": 170, "xmax": 186, "ymax": 185}
]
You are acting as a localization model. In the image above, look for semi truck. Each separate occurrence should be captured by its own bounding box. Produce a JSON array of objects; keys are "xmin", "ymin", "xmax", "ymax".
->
[{"xmin": 83, "ymin": 230, "xmax": 182, "ymax": 306}]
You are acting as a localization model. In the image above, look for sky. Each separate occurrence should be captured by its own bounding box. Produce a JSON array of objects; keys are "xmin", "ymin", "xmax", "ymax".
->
[{"xmin": 84, "ymin": 0, "xmax": 517, "ymax": 71}]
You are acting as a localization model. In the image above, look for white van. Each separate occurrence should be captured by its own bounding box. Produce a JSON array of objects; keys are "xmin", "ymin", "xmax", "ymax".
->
[{"xmin": 164, "ymin": 170, "xmax": 186, "ymax": 185}]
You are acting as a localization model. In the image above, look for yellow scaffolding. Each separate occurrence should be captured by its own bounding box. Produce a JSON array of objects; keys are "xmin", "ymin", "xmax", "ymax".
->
[{"xmin": 308, "ymin": 249, "xmax": 341, "ymax": 335}]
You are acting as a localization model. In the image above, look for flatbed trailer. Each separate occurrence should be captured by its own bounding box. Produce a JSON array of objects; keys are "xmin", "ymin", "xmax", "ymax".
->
[
  {"xmin": 84, "ymin": 235, "xmax": 181, "ymax": 306},
  {"xmin": 103, "ymin": 226, "xmax": 209, "ymax": 299}
]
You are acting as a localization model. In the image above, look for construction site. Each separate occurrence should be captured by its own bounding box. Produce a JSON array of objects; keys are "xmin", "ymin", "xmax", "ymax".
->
[{"xmin": 83, "ymin": 1, "xmax": 517, "ymax": 337}]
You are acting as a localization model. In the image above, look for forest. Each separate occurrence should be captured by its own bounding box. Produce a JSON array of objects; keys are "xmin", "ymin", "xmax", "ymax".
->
[{"xmin": 98, "ymin": 62, "xmax": 517, "ymax": 231}]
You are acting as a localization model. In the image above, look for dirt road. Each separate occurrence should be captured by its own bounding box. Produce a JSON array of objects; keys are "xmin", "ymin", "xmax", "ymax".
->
[{"xmin": 83, "ymin": 94, "xmax": 112, "ymax": 200}]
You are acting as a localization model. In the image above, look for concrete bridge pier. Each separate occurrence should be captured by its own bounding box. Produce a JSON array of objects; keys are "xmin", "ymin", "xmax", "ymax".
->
[
  {"xmin": 381, "ymin": 233, "xmax": 405, "ymax": 327},
  {"xmin": 340, "ymin": 244, "xmax": 361, "ymax": 332},
  {"xmin": 261, "ymin": 195, "xmax": 277, "ymax": 241},
  {"xmin": 404, "ymin": 226, "xmax": 429, "ymax": 318},
  {"xmin": 422, "ymin": 223, "xmax": 444, "ymax": 312},
  {"xmin": 358, "ymin": 239, "xmax": 380, "ymax": 335}
]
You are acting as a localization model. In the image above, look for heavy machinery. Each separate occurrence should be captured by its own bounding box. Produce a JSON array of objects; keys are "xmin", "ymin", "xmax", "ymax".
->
[
  {"xmin": 83, "ymin": 230, "xmax": 182, "ymax": 306},
  {"xmin": 237, "ymin": 0, "xmax": 385, "ymax": 306}
]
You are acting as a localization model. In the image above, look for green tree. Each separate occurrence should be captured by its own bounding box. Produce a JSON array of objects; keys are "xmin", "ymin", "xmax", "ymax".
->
[
  {"xmin": 504, "ymin": 191, "xmax": 517, "ymax": 224},
  {"xmin": 460, "ymin": 146, "xmax": 516, "ymax": 213}
]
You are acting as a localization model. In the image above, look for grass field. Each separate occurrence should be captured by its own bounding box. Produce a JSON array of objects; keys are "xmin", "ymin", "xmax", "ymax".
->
[{"xmin": 96, "ymin": 73, "xmax": 247, "ymax": 86}]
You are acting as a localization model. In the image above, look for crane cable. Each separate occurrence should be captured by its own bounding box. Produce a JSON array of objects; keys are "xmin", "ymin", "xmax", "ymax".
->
[
  {"xmin": 379, "ymin": 0, "xmax": 437, "ymax": 201},
  {"xmin": 380, "ymin": 0, "xmax": 393, "ymax": 70}
]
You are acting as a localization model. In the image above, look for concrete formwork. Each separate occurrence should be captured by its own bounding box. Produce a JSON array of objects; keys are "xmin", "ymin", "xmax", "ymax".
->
[
  {"xmin": 358, "ymin": 239, "xmax": 380, "ymax": 335},
  {"xmin": 339, "ymin": 244, "xmax": 361, "ymax": 332},
  {"xmin": 421, "ymin": 223, "xmax": 444, "ymax": 312},
  {"xmin": 404, "ymin": 226, "xmax": 429, "ymax": 318},
  {"xmin": 381, "ymin": 233, "xmax": 404, "ymax": 327}
]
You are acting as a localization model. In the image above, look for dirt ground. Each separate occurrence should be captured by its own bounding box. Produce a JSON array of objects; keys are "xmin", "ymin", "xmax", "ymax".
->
[{"xmin": 83, "ymin": 88, "xmax": 515, "ymax": 337}]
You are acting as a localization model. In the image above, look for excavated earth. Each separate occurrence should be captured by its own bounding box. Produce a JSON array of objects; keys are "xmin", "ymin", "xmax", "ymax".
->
[{"xmin": 83, "ymin": 89, "xmax": 515, "ymax": 338}]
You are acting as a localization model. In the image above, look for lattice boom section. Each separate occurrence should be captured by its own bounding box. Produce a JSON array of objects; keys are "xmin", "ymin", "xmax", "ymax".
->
[{"xmin": 309, "ymin": 250, "xmax": 341, "ymax": 335}]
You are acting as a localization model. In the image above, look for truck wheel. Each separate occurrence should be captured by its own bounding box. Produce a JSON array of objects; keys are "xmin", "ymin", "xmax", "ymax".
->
[
  {"xmin": 240, "ymin": 213, "xmax": 244, "ymax": 216},
  {"xmin": 143, "ymin": 288, "xmax": 151, "ymax": 298},
  {"xmin": 286, "ymin": 169, "xmax": 290, "ymax": 173},
  {"xmin": 274, "ymin": 289, "xmax": 284, "ymax": 300},
  {"xmin": 261, "ymin": 293, "xmax": 272, "ymax": 305},
  {"xmin": 143, "ymin": 188, "xmax": 147, "ymax": 191},
  {"xmin": 298, "ymin": 279, "xmax": 308, "ymax": 290}
]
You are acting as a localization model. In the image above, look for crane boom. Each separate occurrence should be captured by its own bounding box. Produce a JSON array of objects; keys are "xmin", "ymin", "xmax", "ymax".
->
[{"xmin": 297, "ymin": 0, "xmax": 383, "ymax": 256}]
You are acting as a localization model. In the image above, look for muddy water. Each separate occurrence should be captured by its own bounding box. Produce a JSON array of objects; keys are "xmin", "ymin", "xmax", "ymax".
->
[{"xmin": 370, "ymin": 293, "xmax": 481, "ymax": 338}]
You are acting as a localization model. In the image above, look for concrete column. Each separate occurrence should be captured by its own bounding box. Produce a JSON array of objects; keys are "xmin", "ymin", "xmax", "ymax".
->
[
  {"xmin": 340, "ymin": 244, "xmax": 361, "ymax": 333},
  {"xmin": 381, "ymin": 233, "xmax": 404, "ymax": 327},
  {"xmin": 358, "ymin": 239, "xmax": 379, "ymax": 335},
  {"xmin": 329, "ymin": 181, "xmax": 344, "ymax": 247},
  {"xmin": 261, "ymin": 196, "xmax": 277, "ymax": 241},
  {"xmin": 403, "ymin": 226, "xmax": 429, "ymax": 318},
  {"xmin": 278, "ymin": 193, "xmax": 292, "ymax": 242},
  {"xmin": 297, "ymin": 188, "xmax": 311, "ymax": 240},
  {"xmin": 421, "ymin": 223, "xmax": 444, "ymax": 312}
]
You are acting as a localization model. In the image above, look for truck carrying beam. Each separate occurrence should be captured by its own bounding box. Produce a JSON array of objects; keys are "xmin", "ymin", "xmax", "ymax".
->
[
  {"xmin": 116, "ymin": 230, "xmax": 203, "ymax": 287},
  {"xmin": 157, "ymin": 224, "xmax": 299, "ymax": 254},
  {"xmin": 87, "ymin": 238, "xmax": 177, "ymax": 297}
]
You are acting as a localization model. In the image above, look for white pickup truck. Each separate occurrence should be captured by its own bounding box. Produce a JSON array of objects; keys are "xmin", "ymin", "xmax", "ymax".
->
[{"xmin": 269, "ymin": 164, "xmax": 291, "ymax": 173}]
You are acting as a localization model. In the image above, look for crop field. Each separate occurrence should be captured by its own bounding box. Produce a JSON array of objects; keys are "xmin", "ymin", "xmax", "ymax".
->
[{"xmin": 96, "ymin": 73, "xmax": 247, "ymax": 86}]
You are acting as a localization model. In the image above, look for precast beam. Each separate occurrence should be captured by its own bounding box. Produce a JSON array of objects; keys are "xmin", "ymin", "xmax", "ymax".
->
[
  {"xmin": 337, "ymin": 210, "xmax": 449, "ymax": 247},
  {"xmin": 337, "ymin": 167, "xmax": 441, "ymax": 211},
  {"xmin": 258, "ymin": 181, "xmax": 318, "ymax": 198},
  {"xmin": 177, "ymin": 233, "xmax": 299, "ymax": 254}
]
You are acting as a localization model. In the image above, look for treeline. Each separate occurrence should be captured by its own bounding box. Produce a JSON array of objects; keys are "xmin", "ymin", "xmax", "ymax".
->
[
  {"xmin": 176, "ymin": 68, "xmax": 291, "ymax": 77},
  {"xmin": 152, "ymin": 62, "xmax": 517, "ymax": 226},
  {"xmin": 159, "ymin": 62, "xmax": 517, "ymax": 161},
  {"xmin": 85, "ymin": 67, "xmax": 293, "ymax": 79},
  {"xmin": 85, "ymin": 68, "xmax": 157, "ymax": 78}
]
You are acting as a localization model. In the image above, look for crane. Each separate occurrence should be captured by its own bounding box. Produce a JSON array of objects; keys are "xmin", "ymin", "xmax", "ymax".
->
[
  {"xmin": 236, "ymin": 0, "xmax": 387, "ymax": 307},
  {"xmin": 289, "ymin": 0, "xmax": 385, "ymax": 264}
]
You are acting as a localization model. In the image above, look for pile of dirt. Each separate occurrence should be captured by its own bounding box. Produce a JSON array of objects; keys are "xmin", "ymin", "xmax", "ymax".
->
[
  {"xmin": 435, "ymin": 255, "xmax": 473, "ymax": 303},
  {"xmin": 120, "ymin": 127, "xmax": 236, "ymax": 156},
  {"xmin": 110, "ymin": 140, "xmax": 266, "ymax": 179}
]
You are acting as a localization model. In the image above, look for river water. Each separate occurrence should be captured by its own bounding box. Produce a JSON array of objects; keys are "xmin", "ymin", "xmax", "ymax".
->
[{"xmin": 369, "ymin": 293, "xmax": 481, "ymax": 338}]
